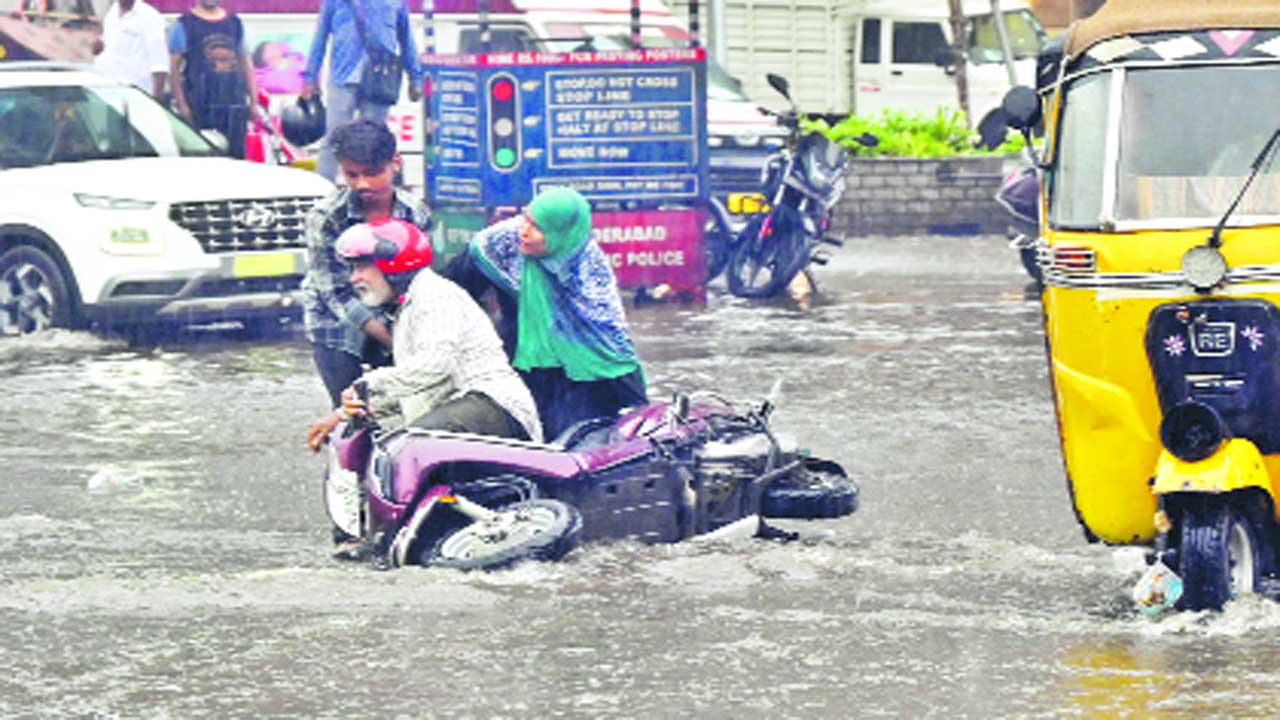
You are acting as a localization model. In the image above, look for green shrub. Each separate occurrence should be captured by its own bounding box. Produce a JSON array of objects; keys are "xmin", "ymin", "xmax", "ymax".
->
[{"xmin": 804, "ymin": 108, "xmax": 1028, "ymax": 158}]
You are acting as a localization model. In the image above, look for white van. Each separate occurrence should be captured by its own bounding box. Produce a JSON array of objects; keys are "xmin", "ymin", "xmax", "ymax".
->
[{"xmin": 148, "ymin": 0, "xmax": 783, "ymax": 198}]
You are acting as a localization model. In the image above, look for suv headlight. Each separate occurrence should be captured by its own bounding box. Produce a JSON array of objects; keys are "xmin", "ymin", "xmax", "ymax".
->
[{"xmin": 74, "ymin": 193, "xmax": 156, "ymax": 211}]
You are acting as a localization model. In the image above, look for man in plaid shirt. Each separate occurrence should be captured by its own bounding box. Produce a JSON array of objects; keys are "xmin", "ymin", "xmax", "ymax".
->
[{"xmin": 302, "ymin": 119, "xmax": 431, "ymax": 408}]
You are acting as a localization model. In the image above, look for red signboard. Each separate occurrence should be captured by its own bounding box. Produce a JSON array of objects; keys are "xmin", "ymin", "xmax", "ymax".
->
[{"xmin": 592, "ymin": 208, "xmax": 705, "ymax": 301}]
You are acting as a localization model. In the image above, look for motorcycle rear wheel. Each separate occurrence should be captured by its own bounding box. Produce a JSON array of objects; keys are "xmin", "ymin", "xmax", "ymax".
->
[
  {"xmin": 1178, "ymin": 501, "xmax": 1259, "ymax": 611},
  {"xmin": 425, "ymin": 498, "xmax": 582, "ymax": 571}
]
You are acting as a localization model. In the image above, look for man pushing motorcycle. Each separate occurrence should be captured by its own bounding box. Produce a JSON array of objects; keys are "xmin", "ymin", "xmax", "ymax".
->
[{"xmin": 306, "ymin": 217, "xmax": 543, "ymax": 453}]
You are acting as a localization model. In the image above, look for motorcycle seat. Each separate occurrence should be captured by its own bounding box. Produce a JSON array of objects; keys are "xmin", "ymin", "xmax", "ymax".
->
[{"xmin": 553, "ymin": 415, "xmax": 620, "ymax": 451}]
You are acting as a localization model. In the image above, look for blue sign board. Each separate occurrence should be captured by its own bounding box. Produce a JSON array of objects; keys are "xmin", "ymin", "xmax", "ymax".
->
[{"xmin": 424, "ymin": 48, "xmax": 709, "ymax": 208}]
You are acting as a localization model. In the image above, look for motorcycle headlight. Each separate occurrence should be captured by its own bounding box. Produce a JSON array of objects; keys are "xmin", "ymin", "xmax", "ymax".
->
[{"xmin": 1159, "ymin": 401, "xmax": 1228, "ymax": 462}]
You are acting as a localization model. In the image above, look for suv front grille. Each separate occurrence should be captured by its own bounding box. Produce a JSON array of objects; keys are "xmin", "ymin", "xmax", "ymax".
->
[{"xmin": 169, "ymin": 196, "xmax": 318, "ymax": 254}]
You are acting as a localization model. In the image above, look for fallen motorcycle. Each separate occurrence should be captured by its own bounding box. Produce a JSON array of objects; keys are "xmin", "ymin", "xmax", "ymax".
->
[{"xmin": 323, "ymin": 388, "xmax": 859, "ymax": 570}]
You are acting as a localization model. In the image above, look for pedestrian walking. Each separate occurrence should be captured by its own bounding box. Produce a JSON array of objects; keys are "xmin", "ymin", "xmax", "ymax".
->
[
  {"xmin": 301, "ymin": 0, "xmax": 424, "ymax": 181},
  {"xmin": 92, "ymin": 0, "xmax": 169, "ymax": 99},
  {"xmin": 168, "ymin": 0, "xmax": 260, "ymax": 159}
]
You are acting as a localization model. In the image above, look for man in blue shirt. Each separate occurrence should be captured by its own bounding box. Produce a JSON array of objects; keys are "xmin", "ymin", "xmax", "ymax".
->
[{"xmin": 301, "ymin": 0, "xmax": 424, "ymax": 181}]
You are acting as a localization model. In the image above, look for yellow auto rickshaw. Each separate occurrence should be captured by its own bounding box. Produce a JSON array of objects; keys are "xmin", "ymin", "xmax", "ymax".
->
[{"xmin": 1002, "ymin": 0, "xmax": 1280, "ymax": 612}]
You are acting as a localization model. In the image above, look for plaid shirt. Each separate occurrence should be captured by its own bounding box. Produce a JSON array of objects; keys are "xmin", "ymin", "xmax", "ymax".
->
[{"xmin": 301, "ymin": 186, "xmax": 431, "ymax": 356}]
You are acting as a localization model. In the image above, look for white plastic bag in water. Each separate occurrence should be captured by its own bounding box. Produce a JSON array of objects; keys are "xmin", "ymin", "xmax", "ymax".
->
[{"xmin": 1133, "ymin": 559, "xmax": 1184, "ymax": 617}]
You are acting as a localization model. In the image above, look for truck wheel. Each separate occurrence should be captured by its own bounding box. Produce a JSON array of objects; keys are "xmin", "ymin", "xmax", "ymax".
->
[
  {"xmin": 762, "ymin": 461, "xmax": 859, "ymax": 519},
  {"xmin": 0, "ymin": 245, "xmax": 76, "ymax": 337},
  {"xmin": 425, "ymin": 499, "xmax": 582, "ymax": 571},
  {"xmin": 1178, "ymin": 501, "xmax": 1259, "ymax": 611}
]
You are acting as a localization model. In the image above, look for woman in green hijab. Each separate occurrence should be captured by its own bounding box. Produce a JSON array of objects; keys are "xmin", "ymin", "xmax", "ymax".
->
[{"xmin": 446, "ymin": 187, "xmax": 647, "ymax": 439}]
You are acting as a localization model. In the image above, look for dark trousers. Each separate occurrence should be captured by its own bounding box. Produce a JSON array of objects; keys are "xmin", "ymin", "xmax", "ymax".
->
[
  {"xmin": 195, "ymin": 104, "xmax": 247, "ymax": 159},
  {"xmin": 312, "ymin": 344, "xmax": 362, "ymax": 409},
  {"xmin": 522, "ymin": 367, "xmax": 648, "ymax": 441},
  {"xmin": 410, "ymin": 391, "xmax": 529, "ymax": 441}
]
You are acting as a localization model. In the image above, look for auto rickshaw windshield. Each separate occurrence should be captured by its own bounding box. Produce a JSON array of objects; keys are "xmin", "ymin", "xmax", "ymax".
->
[{"xmin": 1049, "ymin": 63, "xmax": 1280, "ymax": 230}]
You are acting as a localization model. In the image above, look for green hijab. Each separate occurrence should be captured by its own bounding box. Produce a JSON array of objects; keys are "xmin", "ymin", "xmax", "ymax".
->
[{"xmin": 513, "ymin": 187, "xmax": 641, "ymax": 381}]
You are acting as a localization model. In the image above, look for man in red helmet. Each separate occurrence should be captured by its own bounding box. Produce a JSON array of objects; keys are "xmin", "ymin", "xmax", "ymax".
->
[{"xmin": 306, "ymin": 218, "xmax": 542, "ymax": 452}]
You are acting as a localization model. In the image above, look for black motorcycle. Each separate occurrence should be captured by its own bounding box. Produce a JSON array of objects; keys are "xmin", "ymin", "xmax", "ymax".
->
[{"xmin": 707, "ymin": 74, "xmax": 876, "ymax": 299}]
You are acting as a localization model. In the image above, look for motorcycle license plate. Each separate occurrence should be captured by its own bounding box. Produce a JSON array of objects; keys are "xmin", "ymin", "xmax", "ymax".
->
[
  {"xmin": 728, "ymin": 193, "xmax": 769, "ymax": 214},
  {"xmin": 1132, "ymin": 560, "xmax": 1183, "ymax": 617}
]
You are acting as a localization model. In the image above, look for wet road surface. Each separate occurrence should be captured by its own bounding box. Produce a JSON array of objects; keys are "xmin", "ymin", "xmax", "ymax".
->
[{"xmin": 4, "ymin": 235, "xmax": 1280, "ymax": 718}]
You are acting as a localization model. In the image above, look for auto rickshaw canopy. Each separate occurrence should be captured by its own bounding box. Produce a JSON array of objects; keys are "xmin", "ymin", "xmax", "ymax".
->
[{"xmin": 1066, "ymin": 0, "xmax": 1280, "ymax": 58}]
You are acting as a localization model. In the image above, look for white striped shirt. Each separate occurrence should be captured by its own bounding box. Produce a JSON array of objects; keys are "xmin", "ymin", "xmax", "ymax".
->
[{"xmin": 362, "ymin": 268, "xmax": 542, "ymax": 442}]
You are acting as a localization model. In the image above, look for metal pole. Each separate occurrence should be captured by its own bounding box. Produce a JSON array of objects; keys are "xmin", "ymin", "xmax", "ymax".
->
[
  {"xmin": 946, "ymin": 0, "xmax": 970, "ymax": 125},
  {"xmin": 688, "ymin": 0, "xmax": 701, "ymax": 48},
  {"xmin": 423, "ymin": 0, "xmax": 435, "ymax": 55},
  {"xmin": 990, "ymin": 0, "xmax": 1017, "ymax": 87},
  {"xmin": 631, "ymin": 0, "xmax": 642, "ymax": 48},
  {"xmin": 422, "ymin": 0, "xmax": 435, "ymax": 199},
  {"xmin": 708, "ymin": 0, "xmax": 727, "ymax": 66},
  {"xmin": 480, "ymin": 0, "xmax": 490, "ymax": 52}
]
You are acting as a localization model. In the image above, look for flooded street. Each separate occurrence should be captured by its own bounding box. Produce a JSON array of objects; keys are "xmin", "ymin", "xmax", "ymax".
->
[{"xmin": 5, "ymin": 235, "xmax": 1280, "ymax": 718}]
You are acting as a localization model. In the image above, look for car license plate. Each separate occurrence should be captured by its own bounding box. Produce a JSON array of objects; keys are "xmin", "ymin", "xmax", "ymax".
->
[
  {"xmin": 233, "ymin": 252, "xmax": 296, "ymax": 278},
  {"xmin": 728, "ymin": 193, "xmax": 769, "ymax": 214}
]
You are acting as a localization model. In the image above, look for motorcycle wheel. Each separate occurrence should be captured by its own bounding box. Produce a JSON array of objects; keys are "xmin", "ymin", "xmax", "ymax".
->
[
  {"xmin": 425, "ymin": 498, "xmax": 582, "ymax": 571},
  {"xmin": 762, "ymin": 460, "xmax": 859, "ymax": 519},
  {"xmin": 703, "ymin": 199, "xmax": 735, "ymax": 282},
  {"xmin": 1178, "ymin": 501, "xmax": 1260, "ymax": 611},
  {"xmin": 726, "ymin": 225, "xmax": 807, "ymax": 299}
]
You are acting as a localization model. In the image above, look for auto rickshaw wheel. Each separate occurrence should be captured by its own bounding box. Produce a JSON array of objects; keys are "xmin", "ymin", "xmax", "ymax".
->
[{"xmin": 1177, "ymin": 501, "xmax": 1260, "ymax": 611}]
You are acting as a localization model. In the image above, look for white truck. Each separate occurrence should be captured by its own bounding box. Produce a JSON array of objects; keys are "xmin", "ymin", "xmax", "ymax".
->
[{"xmin": 673, "ymin": 0, "xmax": 1048, "ymax": 123}]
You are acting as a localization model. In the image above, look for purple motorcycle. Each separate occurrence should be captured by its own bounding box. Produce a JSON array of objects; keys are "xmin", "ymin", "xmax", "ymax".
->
[{"xmin": 323, "ymin": 390, "xmax": 859, "ymax": 570}]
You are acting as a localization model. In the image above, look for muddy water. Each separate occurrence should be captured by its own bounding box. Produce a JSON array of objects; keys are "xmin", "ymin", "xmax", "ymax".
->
[{"xmin": 3, "ymin": 235, "xmax": 1280, "ymax": 718}]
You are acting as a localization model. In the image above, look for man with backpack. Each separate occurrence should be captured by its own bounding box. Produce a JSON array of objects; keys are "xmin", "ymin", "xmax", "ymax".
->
[
  {"xmin": 301, "ymin": 0, "xmax": 424, "ymax": 181},
  {"xmin": 168, "ymin": 0, "xmax": 260, "ymax": 159}
]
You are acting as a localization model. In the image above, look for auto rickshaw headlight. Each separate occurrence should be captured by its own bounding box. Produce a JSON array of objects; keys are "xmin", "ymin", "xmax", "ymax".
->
[
  {"xmin": 1159, "ymin": 401, "xmax": 1228, "ymax": 462},
  {"xmin": 1182, "ymin": 245, "xmax": 1228, "ymax": 293}
]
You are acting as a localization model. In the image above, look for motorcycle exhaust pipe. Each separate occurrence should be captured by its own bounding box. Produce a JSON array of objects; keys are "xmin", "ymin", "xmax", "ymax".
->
[{"xmin": 819, "ymin": 236, "xmax": 845, "ymax": 247}]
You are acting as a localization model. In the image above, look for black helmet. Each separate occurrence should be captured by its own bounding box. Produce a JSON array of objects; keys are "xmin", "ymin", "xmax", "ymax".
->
[{"xmin": 281, "ymin": 96, "xmax": 326, "ymax": 147}]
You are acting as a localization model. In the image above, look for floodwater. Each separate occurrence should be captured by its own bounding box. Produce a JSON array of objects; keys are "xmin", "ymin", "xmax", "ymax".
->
[{"xmin": 4, "ymin": 235, "xmax": 1280, "ymax": 719}]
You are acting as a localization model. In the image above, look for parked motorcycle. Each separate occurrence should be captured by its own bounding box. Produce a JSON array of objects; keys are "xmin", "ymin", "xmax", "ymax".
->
[
  {"xmin": 993, "ymin": 159, "xmax": 1041, "ymax": 285},
  {"xmin": 711, "ymin": 73, "xmax": 876, "ymax": 299},
  {"xmin": 323, "ymin": 385, "xmax": 859, "ymax": 570}
]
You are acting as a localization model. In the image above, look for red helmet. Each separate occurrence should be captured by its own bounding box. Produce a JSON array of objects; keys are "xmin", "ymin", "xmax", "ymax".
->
[{"xmin": 335, "ymin": 219, "xmax": 433, "ymax": 275}]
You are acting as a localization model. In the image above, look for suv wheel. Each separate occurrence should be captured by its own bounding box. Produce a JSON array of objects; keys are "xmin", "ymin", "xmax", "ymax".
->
[{"xmin": 0, "ymin": 245, "xmax": 75, "ymax": 336}]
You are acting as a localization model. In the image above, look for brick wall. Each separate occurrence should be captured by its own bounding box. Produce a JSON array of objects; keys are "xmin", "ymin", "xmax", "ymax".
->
[{"xmin": 830, "ymin": 156, "xmax": 1009, "ymax": 237}]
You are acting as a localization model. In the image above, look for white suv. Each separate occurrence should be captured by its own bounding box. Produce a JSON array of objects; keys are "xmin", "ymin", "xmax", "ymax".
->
[{"xmin": 0, "ymin": 63, "xmax": 333, "ymax": 337}]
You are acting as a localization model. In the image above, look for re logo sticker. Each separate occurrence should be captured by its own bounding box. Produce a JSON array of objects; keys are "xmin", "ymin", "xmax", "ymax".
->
[{"xmin": 1189, "ymin": 321, "xmax": 1236, "ymax": 357}]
